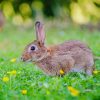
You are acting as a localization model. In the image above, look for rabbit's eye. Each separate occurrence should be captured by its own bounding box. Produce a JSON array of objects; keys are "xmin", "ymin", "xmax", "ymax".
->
[
  {"xmin": 30, "ymin": 45, "xmax": 38, "ymax": 51},
  {"xmin": 31, "ymin": 46, "xmax": 35, "ymax": 51},
  {"xmin": 29, "ymin": 45, "xmax": 38, "ymax": 52}
]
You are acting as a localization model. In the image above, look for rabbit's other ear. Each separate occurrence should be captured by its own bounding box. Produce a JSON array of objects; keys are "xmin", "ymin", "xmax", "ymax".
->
[{"xmin": 35, "ymin": 21, "xmax": 45, "ymax": 45}]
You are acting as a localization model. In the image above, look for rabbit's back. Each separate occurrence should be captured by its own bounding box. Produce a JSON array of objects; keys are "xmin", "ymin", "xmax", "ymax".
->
[
  {"xmin": 54, "ymin": 40, "xmax": 92, "ymax": 54},
  {"xmin": 52, "ymin": 40, "xmax": 94, "ymax": 71}
]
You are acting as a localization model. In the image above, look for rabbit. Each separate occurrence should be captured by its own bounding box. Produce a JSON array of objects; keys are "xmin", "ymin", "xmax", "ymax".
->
[{"xmin": 21, "ymin": 21, "xmax": 95, "ymax": 76}]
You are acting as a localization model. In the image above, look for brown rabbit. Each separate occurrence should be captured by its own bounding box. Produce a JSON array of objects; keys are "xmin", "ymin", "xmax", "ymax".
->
[{"xmin": 21, "ymin": 21, "xmax": 95, "ymax": 76}]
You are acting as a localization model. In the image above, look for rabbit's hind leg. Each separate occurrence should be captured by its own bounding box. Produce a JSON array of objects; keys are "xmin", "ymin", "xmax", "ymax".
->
[
  {"xmin": 85, "ymin": 64, "xmax": 95, "ymax": 75},
  {"xmin": 85, "ymin": 66, "xmax": 93, "ymax": 75},
  {"xmin": 85, "ymin": 55, "xmax": 95, "ymax": 75}
]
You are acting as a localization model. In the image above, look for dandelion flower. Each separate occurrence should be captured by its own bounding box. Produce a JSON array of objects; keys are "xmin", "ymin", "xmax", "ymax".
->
[
  {"xmin": 93, "ymin": 70, "xmax": 99, "ymax": 74},
  {"xmin": 68, "ymin": 86, "xmax": 79, "ymax": 96},
  {"xmin": 2, "ymin": 76, "xmax": 9, "ymax": 82},
  {"xmin": 11, "ymin": 70, "xmax": 17, "ymax": 75},
  {"xmin": 60, "ymin": 69, "xmax": 64, "ymax": 75},
  {"xmin": 7, "ymin": 70, "xmax": 17, "ymax": 75},
  {"xmin": 10, "ymin": 58, "xmax": 16, "ymax": 63},
  {"xmin": 22, "ymin": 89, "xmax": 27, "ymax": 95}
]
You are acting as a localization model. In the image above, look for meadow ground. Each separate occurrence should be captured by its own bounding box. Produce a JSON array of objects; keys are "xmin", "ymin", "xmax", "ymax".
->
[{"xmin": 0, "ymin": 24, "xmax": 100, "ymax": 100}]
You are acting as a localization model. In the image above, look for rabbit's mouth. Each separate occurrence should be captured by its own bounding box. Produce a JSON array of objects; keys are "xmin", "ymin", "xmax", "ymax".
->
[
  {"xmin": 25, "ymin": 59, "xmax": 32, "ymax": 62},
  {"xmin": 21, "ymin": 56, "xmax": 32, "ymax": 62}
]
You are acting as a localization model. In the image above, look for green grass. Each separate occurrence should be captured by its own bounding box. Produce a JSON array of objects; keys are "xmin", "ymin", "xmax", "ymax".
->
[{"xmin": 0, "ymin": 24, "xmax": 100, "ymax": 100}]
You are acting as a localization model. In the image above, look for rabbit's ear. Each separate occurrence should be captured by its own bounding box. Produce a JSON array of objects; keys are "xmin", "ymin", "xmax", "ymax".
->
[{"xmin": 35, "ymin": 21, "xmax": 45, "ymax": 45}]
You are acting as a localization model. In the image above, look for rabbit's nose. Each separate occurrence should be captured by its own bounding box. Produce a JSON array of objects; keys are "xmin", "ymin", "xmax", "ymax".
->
[
  {"xmin": 21, "ymin": 56, "xmax": 24, "ymax": 62},
  {"xmin": 21, "ymin": 57, "xmax": 23, "ymax": 61}
]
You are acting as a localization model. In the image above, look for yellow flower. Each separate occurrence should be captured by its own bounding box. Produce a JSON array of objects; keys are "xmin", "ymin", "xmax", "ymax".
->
[
  {"xmin": 60, "ymin": 69, "xmax": 64, "ymax": 75},
  {"xmin": 93, "ymin": 70, "xmax": 99, "ymax": 74},
  {"xmin": 11, "ymin": 70, "xmax": 17, "ymax": 75},
  {"xmin": 68, "ymin": 86, "xmax": 79, "ymax": 96},
  {"xmin": 7, "ymin": 70, "xmax": 17, "ymax": 75},
  {"xmin": 10, "ymin": 58, "xmax": 16, "ymax": 63},
  {"xmin": 2, "ymin": 76, "xmax": 9, "ymax": 82},
  {"xmin": 22, "ymin": 89, "xmax": 27, "ymax": 95}
]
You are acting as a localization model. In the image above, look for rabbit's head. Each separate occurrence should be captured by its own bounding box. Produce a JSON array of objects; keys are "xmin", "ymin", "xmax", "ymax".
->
[{"xmin": 21, "ymin": 21, "xmax": 48, "ymax": 62}]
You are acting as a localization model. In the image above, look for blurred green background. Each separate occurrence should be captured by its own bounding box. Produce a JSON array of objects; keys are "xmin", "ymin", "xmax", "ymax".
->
[{"xmin": 0, "ymin": 0, "xmax": 100, "ymax": 28}]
